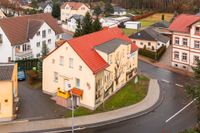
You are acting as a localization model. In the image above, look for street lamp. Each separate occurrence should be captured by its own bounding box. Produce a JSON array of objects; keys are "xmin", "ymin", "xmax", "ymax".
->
[{"xmin": 70, "ymin": 91, "xmax": 74, "ymax": 133}]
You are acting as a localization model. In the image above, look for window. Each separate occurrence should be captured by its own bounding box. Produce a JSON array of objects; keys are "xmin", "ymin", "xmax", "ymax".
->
[
  {"xmin": 158, "ymin": 43, "xmax": 160, "ymax": 46},
  {"xmin": 42, "ymin": 40, "xmax": 46, "ymax": 46},
  {"xmin": 194, "ymin": 41, "xmax": 200, "ymax": 48},
  {"xmin": 52, "ymin": 59, "xmax": 55, "ymax": 64},
  {"xmin": 54, "ymin": 72, "xmax": 58, "ymax": 82},
  {"xmin": 56, "ymin": 35, "xmax": 60, "ymax": 39},
  {"xmin": 148, "ymin": 42, "xmax": 151, "ymax": 46},
  {"xmin": 174, "ymin": 51, "xmax": 179, "ymax": 60},
  {"xmin": 60, "ymin": 56, "xmax": 64, "ymax": 66},
  {"xmin": 182, "ymin": 53, "xmax": 187, "ymax": 61},
  {"xmin": 37, "ymin": 31, "xmax": 40, "ymax": 36},
  {"xmin": 0, "ymin": 34, "xmax": 3, "ymax": 44},
  {"xmin": 48, "ymin": 39, "xmax": 51, "ymax": 44},
  {"xmin": 175, "ymin": 37, "xmax": 179, "ymax": 45},
  {"xmin": 183, "ymin": 38, "xmax": 188, "ymax": 46},
  {"xmin": 42, "ymin": 30, "xmax": 46, "ymax": 38},
  {"xmin": 79, "ymin": 65, "xmax": 82, "ymax": 71},
  {"xmin": 48, "ymin": 29, "xmax": 51, "ymax": 34},
  {"xmin": 36, "ymin": 53, "xmax": 40, "ymax": 58},
  {"xmin": 75, "ymin": 78, "xmax": 80, "ymax": 88},
  {"xmin": 22, "ymin": 44, "xmax": 27, "ymax": 51},
  {"xmin": 69, "ymin": 58, "xmax": 73, "ymax": 68},
  {"xmin": 193, "ymin": 56, "xmax": 199, "ymax": 64},
  {"xmin": 195, "ymin": 27, "xmax": 200, "ymax": 35},
  {"xmin": 36, "ymin": 42, "xmax": 40, "ymax": 47}
]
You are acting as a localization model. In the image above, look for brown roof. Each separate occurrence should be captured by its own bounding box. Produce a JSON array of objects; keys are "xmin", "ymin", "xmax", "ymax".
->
[
  {"xmin": 0, "ymin": 64, "xmax": 14, "ymax": 81},
  {"xmin": 61, "ymin": 2, "xmax": 87, "ymax": 10},
  {"xmin": 28, "ymin": 19, "xmax": 44, "ymax": 39},
  {"xmin": 0, "ymin": 13, "xmax": 63, "ymax": 46}
]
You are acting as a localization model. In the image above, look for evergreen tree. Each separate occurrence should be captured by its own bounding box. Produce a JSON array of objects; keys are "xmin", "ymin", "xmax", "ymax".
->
[
  {"xmin": 82, "ymin": 12, "xmax": 93, "ymax": 35},
  {"xmin": 94, "ymin": 5, "xmax": 102, "ymax": 16},
  {"xmin": 74, "ymin": 19, "xmax": 83, "ymax": 37},
  {"xmin": 41, "ymin": 43, "xmax": 49, "ymax": 58},
  {"xmin": 52, "ymin": 3, "xmax": 60, "ymax": 19},
  {"xmin": 104, "ymin": 2, "xmax": 114, "ymax": 16},
  {"xmin": 185, "ymin": 59, "xmax": 200, "ymax": 120},
  {"xmin": 92, "ymin": 17, "xmax": 102, "ymax": 32}
]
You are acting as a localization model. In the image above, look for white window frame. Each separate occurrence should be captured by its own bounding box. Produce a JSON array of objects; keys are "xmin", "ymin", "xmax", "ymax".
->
[{"xmin": 69, "ymin": 58, "xmax": 73, "ymax": 68}]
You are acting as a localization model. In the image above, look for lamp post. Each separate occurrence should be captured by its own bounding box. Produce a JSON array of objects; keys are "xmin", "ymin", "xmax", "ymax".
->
[{"xmin": 70, "ymin": 91, "xmax": 74, "ymax": 133}]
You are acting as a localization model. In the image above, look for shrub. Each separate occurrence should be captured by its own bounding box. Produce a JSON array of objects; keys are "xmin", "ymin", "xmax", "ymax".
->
[
  {"xmin": 26, "ymin": 70, "xmax": 39, "ymax": 85},
  {"xmin": 139, "ymin": 45, "xmax": 166, "ymax": 60}
]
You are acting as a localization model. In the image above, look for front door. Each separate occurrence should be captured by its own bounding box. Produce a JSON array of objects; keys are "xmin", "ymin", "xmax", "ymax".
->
[{"xmin": 64, "ymin": 79, "xmax": 71, "ymax": 91}]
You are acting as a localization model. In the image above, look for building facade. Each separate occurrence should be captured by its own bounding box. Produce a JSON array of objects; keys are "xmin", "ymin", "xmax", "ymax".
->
[
  {"xmin": 43, "ymin": 27, "xmax": 138, "ymax": 110},
  {"xmin": 169, "ymin": 14, "xmax": 200, "ymax": 72},
  {"xmin": 60, "ymin": 2, "xmax": 90, "ymax": 22},
  {"xmin": 0, "ymin": 63, "xmax": 18, "ymax": 122},
  {"xmin": 0, "ymin": 13, "xmax": 63, "ymax": 63}
]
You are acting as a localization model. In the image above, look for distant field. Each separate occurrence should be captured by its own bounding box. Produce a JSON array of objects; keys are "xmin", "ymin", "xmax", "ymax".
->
[
  {"xmin": 121, "ymin": 28, "xmax": 139, "ymax": 36},
  {"xmin": 140, "ymin": 13, "xmax": 173, "ymax": 28}
]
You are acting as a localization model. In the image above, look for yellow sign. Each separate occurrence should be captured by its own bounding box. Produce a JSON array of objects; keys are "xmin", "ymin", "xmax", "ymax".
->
[{"xmin": 57, "ymin": 88, "xmax": 70, "ymax": 99}]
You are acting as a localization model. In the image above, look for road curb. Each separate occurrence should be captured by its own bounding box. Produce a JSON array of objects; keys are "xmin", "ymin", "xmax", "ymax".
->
[{"xmin": 21, "ymin": 80, "xmax": 164, "ymax": 133}]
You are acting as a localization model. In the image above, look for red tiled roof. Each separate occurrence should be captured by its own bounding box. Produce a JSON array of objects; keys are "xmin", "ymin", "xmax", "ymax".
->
[
  {"xmin": 0, "ymin": 13, "xmax": 63, "ymax": 46},
  {"xmin": 169, "ymin": 14, "xmax": 200, "ymax": 33},
  {"xmin": 67, "ymin": 27, "xmax": 135, "ymax": 74},
  {"xmin": 131, "ymin": 43, "xmax": 138, "ymax": 53},
  {"xmin": 61, "ymin": 2, "xmax": 86, "ymax": 10}
]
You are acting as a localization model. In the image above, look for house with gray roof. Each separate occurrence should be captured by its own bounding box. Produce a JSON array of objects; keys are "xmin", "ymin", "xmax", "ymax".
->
[
  {"xmin": 38, "ymin": 2, "xmax": 53, "ymax": 13},
  {"xmin": 129, "ymin": 27, "xmax": 170, "ymax": 52},
  {"xmin": 0, "ymin": 63, "xmax": 19, "ymax": 122},
  {"xmin": 64, "ymin": 14, "xmax": 84, "ymax": 32},
  {"xmin": 112, "ymin": 6, "xmax": 127, "ymax": 16}
]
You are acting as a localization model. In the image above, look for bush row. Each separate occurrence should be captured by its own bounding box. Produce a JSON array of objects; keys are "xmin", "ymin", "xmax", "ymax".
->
[
  {"xmin": 139, "ymin": 45, "xmax": 166, "ymax": 61},
  {"xmin": 131, "ymin": 12, "xmax": 156, "ymax": 21},
  {"xmin": 14, "ymin": 58, "xmax": 40, "ymax": 70}
]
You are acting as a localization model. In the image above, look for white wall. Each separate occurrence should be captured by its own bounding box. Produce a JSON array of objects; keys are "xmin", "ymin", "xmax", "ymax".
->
[
  {"xmin": 30, "ymin": 22, "xmax": 56, "ymax": 58},
  {"xmin": 44, "ymin": 5, "xmax": 52, "ymax": 13},
  {"xmin": 43, "ymin": 42, "xmax": 96, "ymax": 109},
  {"xmin": 0, "ymin": 27, "xmax": 13, "ymax": 62}
]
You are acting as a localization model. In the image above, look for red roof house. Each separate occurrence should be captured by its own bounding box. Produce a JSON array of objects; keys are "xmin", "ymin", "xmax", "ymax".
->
[{"xmin": 169, "ymin": 14, "xmax": 200, "ymax": 33}]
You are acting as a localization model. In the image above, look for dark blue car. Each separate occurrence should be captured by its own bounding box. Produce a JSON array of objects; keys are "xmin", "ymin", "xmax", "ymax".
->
[{"xmin": 18, "ymin": 67, "xmax": 26, "ymax": 81}]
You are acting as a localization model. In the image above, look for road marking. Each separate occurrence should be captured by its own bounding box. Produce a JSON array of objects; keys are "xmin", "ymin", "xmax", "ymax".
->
[
  {"xmin": 161, "ymin": 79, "xmax": 170, "ymax": 83},
  {"xmin": 165, "ymin": 98, "xmax": 197, "ymax": 123},
  {"xmin": 175, "ymin": 84, "xmax": 184, "ymax": 88},
  {"xmin": 44, "ymin": 127, "xmax": 86, "ymax": 133}
]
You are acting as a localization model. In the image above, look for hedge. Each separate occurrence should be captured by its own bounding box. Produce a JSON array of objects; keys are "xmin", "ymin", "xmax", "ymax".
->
[
  {"xmin": 131, "ymin": 12, "xmax": 156, "ymax": 21},
  {"xmin": 139, "ymin": 45, "xmax": 166, "ymax": 61},
  {"xmin": 14, "ymin": 58, "xmax": 40, "ymax": 70}
]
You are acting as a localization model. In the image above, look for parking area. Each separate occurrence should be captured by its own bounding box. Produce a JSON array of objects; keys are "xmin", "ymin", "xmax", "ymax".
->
[{"xmin": 17, "ymin": 81, "xmax": 68, "ymax": 120}]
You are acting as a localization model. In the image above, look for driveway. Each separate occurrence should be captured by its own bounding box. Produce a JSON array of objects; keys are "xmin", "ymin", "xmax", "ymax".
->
[
  {"xmin": 17, "ymin": 81, "xmax": 68, "ymax": 120},
  {"xmin": 159, "ymin": 45, "xmax": 172, "ymax": 66}
]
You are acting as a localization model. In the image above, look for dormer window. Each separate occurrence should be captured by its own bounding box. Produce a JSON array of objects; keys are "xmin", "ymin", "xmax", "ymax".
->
[{"xmin": 195, "ymin": 27, "xmax": 200, "ymax": 35}]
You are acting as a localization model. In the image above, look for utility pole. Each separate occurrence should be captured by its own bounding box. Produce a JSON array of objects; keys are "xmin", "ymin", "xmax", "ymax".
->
[{"xmin": 71, "ymin": 91, "xmax": 74, "ymax": 133}]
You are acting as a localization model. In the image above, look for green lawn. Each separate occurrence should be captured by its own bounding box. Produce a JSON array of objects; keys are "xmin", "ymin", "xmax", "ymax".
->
[
  {"xmin": 66, "ymin": 75, "xmax": 149, "ymax": 117},
  {"xmin": 121, "ymin": 28, "xmax": 139, "ymax": 36},
  {"xmin": 140, "ymin": 13, "xmax": 173, "ymax": 28}
]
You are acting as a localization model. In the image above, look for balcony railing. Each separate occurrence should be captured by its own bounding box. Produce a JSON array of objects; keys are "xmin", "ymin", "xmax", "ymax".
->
[{"xmin": 15, "ymin": 49, "xmax": 33, "ymax": 57}]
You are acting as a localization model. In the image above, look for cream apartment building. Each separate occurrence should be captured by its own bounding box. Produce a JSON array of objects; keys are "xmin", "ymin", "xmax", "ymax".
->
[
  {"xmin": 60, "ymin": 2, "xmax": 90, "ymax": 21},
  {"xmin": 43, "ymin": 27, "xmax": 138, "ymax": 110},
  {"xmin": 0, "ymin": 63, "xmax": 18, "ymax": 122},
  {"xmin": 169, "ymin": 14, "xmax": 200, "ymax": 72}
]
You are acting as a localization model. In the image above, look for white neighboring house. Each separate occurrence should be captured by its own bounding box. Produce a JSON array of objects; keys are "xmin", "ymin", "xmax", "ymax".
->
[
  {"xmin": 169, "ymin": 14, "xmax": 200, "ymax": 72},
  {"xmin": 124, "ymin": 21, "xmax": 141, "ymax": 30},
  {"xmin": 60, "ymin": 2, "xmax": 90, "ymax": 22},
  {"xmin": 100, "ymin": 17, "xmax": 120, "ymax": 28},
  {"xmin": 38, "ymin": 2, "xmax": 53, "ymax": 13},
  {"xmin": 65, "ymin": 15, "xmax": 84, "ymax": 32},
  {"xmin": 112, "ymin": 6, "xmax": 127, "ymax": 16},
  {"xmin": 0, "ymin": 13, "xmax": 63, "ymax": 63}
]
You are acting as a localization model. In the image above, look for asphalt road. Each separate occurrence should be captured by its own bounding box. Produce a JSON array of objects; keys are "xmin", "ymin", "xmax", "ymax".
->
[{"xmin": 69, "ymin": 61, "xmax": 197, "ymax": 133}]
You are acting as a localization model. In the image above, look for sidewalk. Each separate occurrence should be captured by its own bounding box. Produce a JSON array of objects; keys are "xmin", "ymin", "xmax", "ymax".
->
[
  {"xmin": 0, "ymin": 79, "xmax": 160, "ymax": 133},
  {"xmin": 139, "ymin": 56, "xmax": 194, "ymax": 77}
]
